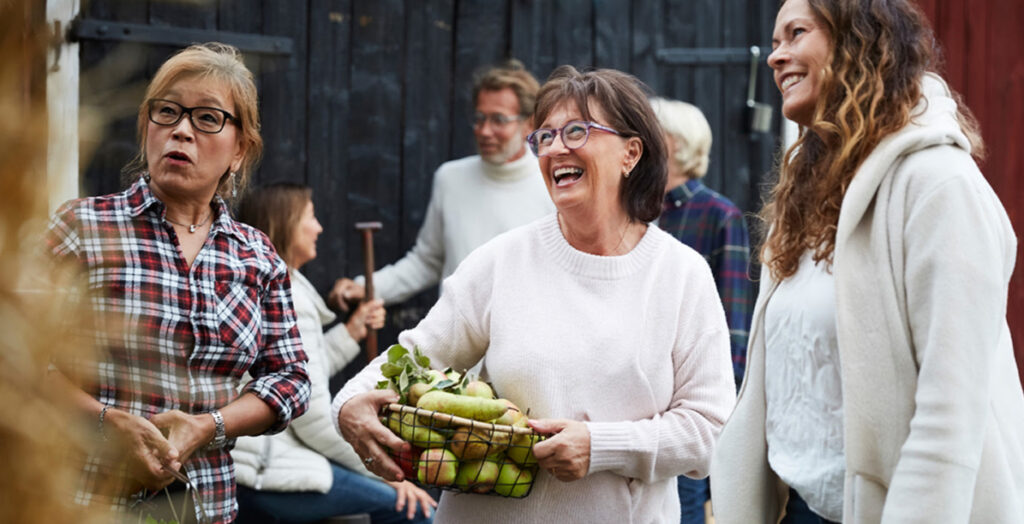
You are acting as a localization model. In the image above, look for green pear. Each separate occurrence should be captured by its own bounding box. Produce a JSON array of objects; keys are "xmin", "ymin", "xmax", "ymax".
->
[
  {"xmin": 448, "ymin": 426, "xmax": 507, "ymax": 460},
  {"xmin": 454, "ymin": 458, "xmax": 500, "ymax": 493},
  {"xmin": 463, "ymin": 380, "xmax": 495, "ymax": 399},
  {"xmin": 416, "ymin": 448, "xmax": 458, "ymax": 486},
  {"xmin": 494, "ymin": 458, "xmax": 534, "ymax": 498},
  {"xmin": 506, "ymin": 432, "xmax": 540, "ymax": 467}
]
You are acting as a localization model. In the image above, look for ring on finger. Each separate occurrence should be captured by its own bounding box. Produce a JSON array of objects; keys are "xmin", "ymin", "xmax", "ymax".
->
[{"xmin": 364, "ymin": 456, "xmax": 375, "ymax": 466}]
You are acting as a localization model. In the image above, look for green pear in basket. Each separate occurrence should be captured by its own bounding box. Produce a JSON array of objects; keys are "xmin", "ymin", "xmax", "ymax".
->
[
  {"xmin": 454, "ymin": 457, "xmax": 501, "ymax": 493},
  {"xmin": 384, "ymin": 411, "xmax": 448, "ymax": 449},
  {"xmin": 494, "ymin": 458, "xmax": 534, "ymax": 498},
  {"xmin": 416, "ymin": 390, "xmax": 509, "ymax": 422},
  {"xmin": 506, "ymin": 432, "xmax": 541, "ymax": 467},
  {"xmin": 449, "ymin": 426, "xmax": 508, "ymax": 460},
  {"xmin": 417, "ymin": 448, "xmax": 459, "ymax": 486}
]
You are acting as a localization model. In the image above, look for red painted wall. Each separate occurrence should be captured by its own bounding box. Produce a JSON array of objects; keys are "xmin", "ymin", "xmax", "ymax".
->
[{"xmin": 916, "ymin": 0, "xmax": 1024, "ymax": 385}]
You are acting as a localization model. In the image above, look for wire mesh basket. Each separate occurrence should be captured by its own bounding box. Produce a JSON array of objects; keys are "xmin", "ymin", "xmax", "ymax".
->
[{"xmin": 380, "ymin": 403, "xmax": 542, "ymax": 498}]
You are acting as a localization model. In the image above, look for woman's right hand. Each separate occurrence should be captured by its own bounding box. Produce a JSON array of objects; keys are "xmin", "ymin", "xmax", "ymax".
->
[
  {"xmin": 345, "ymin": 299, "xmax": 386, "ymax": 342},
  {"xmin": 337, "ymin": 389, "xmax": 409, "ymax": 482},
  {"xmin": 103, "ymin": 408, "xmax": 180, "ymax": 491}
]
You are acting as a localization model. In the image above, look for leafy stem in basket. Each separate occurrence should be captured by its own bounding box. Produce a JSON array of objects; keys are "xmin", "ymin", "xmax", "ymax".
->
[{"xmin": 376, "ymin": 343, "xmax": 464, "ymax": 404}]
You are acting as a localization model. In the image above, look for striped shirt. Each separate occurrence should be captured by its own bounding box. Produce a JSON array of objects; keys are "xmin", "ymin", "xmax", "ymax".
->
[
  {"xmin": 659, "ymin": 179, "xmax": 753, "ymax": 387},
  {"xmin": 45, "ymin": 178, "xmax": 310, "ymax": 523}
]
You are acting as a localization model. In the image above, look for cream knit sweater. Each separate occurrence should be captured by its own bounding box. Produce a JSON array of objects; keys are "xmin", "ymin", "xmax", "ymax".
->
[
  {"xmin": 334, "ymin": 213, "xmax": 736, "ymax": 523},
  {"xmin": 364, "ymin": 151, "xmax": 554, "ymax": 304}
]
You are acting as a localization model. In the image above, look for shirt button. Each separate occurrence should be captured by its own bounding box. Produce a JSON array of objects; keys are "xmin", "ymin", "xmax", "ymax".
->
[{"xmin": 675, "ymin": 200, "xmax": 682, "ymax": 207}]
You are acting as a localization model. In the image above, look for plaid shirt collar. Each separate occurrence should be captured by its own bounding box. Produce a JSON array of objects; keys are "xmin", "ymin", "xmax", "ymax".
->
[
  {"xmin": 125, "ymin": 177, "xmax": 247, "ymax": 244},
  {"xmin": 665, "ymin": 178, "xmax": 706, "ymax": 209}
]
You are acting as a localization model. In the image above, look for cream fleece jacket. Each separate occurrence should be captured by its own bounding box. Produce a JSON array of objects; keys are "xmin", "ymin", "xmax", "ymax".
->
[
  {"xmin": 334, "ymin": 213, "xmax": 736, "ymax": 523},
  {"xmin": 233, "ymin": 269, "xmax": 371, "ymax": 493},
  {"xmin": 711, "ymin": 74, "xmax": 1024, "ymax": 524}
]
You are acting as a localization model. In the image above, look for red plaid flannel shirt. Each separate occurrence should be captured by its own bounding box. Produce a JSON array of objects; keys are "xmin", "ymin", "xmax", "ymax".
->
[{"xmin": 46, "ymin": 178, "xmax": 310, "ymax": 523}]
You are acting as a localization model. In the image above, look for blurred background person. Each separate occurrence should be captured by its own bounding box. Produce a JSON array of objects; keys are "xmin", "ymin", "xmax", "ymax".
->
[
  {"xmin": 232, "ymin": 182, "xmax": 435, "ymax": 524},
  {"xmin": 329, "ymin": 59, "xmax": 553, "ymax": 310},
  {"xmin": 651, "ymin": 97, "xmax": 752, "ymax": 523},
  {"xmin": 333, "ymin": 65, "xmax": 735, "ymax": 523},
  {"xmin": 44, "ymin": 43, "xmax": 310, "ymax": 523},
  {"xmin": 712, "ymin": 0, "xmax": 1024, "ymax": 522}
]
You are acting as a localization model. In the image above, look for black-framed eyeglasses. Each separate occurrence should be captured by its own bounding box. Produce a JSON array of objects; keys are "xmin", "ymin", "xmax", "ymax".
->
[
  {"xmin": 148, "ymin": 99, "xmax": 236, "ymax": 134},
  {"xmin": 526, "ymin": 120, "xmax": 622, "ymax": 157},
  {"xmin": 473, "ymin": 112, "xmax": 524, "ymax": 128}
]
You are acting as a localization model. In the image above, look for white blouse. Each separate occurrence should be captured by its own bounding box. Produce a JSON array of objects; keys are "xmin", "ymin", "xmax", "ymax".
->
[{"xmin": 765, "ymin": 251, "xmax": 845, "ymax": 522}]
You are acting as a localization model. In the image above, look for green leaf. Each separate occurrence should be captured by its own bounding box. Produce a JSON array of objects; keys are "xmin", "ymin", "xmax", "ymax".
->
[
  {"xmin": 375, "ymin": 380, "xmax": 390, "ymax": 390},
  {"xmin": 387, "ymin": 344, "xmax": 408, "ymax": 363},
  {"xmin": 380, "ymin": 362, "xmax": 403, "ymax": 378},
  {"xmin": 413, "ymin": 346, "xmax": 431, "ymax": 368}
]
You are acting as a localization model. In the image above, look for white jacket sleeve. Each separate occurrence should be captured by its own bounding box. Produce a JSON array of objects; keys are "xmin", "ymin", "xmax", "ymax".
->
[{"xmin": 880, "ymin": 154, "xmax": 1014, "ymax": 523}]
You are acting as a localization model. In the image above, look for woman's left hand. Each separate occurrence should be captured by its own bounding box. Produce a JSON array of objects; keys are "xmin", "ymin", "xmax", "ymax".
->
[
  {"xmin": 386, "ymin": 480, "xmax": 437, "ymax": 520},
  {"xmin": 528, "ymin": 418, "xmax": 591, "ymax": 482},
  {"xmin": 150, "ymin": 409, "xmax": 215, "ymax": 466},
  {"xmin": 345, "ymin": 299, "xmax": 386, "ymax": 342}
]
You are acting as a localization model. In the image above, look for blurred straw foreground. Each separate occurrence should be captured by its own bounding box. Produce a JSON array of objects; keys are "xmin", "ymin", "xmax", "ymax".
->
[{"xmin": 0, "ymin": 1, "xmax": 109, "ymax": 522}]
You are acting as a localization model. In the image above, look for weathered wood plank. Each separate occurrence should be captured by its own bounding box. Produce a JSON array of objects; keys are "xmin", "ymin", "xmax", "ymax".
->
[
  {"xmin": 451, "ymin": 0, "xmax": 509, "ymax": 159},
  {"xmin": 303, "ymin": 0, "xmax": 353, "ymax": 292},
  {"xmin": 593, "ymin": 0, "xmax": 631, "ymax": 72}
]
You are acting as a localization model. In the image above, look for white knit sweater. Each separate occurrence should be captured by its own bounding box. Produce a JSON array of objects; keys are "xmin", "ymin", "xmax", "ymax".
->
[
  {"xmin": 334, "ymin": 213, "xmax": 736, "ymax": 523},
  {"xmin": 365, "ymin": 151, "xmax": 554, "ymax": 304}
]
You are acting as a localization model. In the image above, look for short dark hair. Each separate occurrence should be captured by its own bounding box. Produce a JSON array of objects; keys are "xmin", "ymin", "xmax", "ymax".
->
[
  {"xmin": 236, "ymin": 182, "xmax": 311, "ymax": 266},
  {"xmin": 534, "ymin": 65, "xmax": 667, "ymax": 223},
  {"xmin": 472, "ymin": 58, "xmax": 541, "ymax": 118}
]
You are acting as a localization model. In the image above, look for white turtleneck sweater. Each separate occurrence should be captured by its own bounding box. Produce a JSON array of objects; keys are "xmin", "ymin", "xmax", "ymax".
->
[
  {"xmin": 364, "ymin": 150, "xmax": 554, "ymax": 304},
  {"xmin": 334, "ymin": 213, "xmax": 736, "ymax": 524}
]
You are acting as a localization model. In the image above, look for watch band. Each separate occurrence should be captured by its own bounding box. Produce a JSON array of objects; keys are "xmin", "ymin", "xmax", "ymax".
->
[{"xmin": 206, "ymin": 410, "xmax": 226, "ymax": 450}]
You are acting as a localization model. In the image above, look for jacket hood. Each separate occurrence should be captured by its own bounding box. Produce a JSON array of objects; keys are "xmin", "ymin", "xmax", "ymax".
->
[{"xmin": 836, "ymin": 73, "xmax": 971, "ymax": 243}]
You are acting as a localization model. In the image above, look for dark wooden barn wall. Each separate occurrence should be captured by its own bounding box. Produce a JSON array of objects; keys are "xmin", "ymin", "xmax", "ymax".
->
[
  {"xmin": 916, "ymin": 0, "xmax": 1024, "ymax": 383},
  {"xmin": 79, "ymin": 0, "xmax": 780, "ymax": 355}
]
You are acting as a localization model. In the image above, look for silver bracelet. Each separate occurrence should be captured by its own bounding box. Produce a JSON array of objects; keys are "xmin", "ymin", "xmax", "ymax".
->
[{"xmin": 98, "ymin": 405, "xmax": 110, "ymax": 441}]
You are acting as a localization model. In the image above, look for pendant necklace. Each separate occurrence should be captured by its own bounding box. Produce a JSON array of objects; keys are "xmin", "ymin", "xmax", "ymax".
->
[{"xmin": 166, "ymin": 212, "xmax": 212, "ymax": 233}]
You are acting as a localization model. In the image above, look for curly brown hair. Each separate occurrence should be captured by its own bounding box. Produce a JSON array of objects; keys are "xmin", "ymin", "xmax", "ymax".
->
[{"xmin": 759, "ymin": 0, "xmax": 984, "ymax": 280}]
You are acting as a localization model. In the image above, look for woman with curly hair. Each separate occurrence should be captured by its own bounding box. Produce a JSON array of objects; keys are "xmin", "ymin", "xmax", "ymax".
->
[{"xmin": 710, "ymin": 0, "xmax": 1024, "ymax": 522}]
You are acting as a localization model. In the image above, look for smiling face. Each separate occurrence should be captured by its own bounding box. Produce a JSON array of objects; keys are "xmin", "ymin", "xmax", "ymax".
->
[
  {"xmin": 473, "ymin": 88, "xmax": 530, "ymax": 165},
  {"xmin": 536, "ymin": 99, "xmax": 641, "ymax": 221},
  {"xmin": 144, "ymin": 75, "xmax": 244, "ymax": 203},
  {"xmin": 768, "ymin": 0, "xmax": 833, "ymax": 127},
  {"xmin": 288, "ymin": 199, "xmax": 323, "ymax": 269}
]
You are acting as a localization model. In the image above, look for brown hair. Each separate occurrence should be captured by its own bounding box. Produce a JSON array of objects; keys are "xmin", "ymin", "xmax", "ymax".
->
[
  {"xmin": 760, "ymin": 0, "xmax": 984, "ymax": 280},
  {"xmin": 236, "ymin": 182, "xmax": 311, "ymax": 267},
  {"xmin": 127, "ymin": 42, "xmax": 263, "ymax": 204},
  {"xmin": 534, "ymin": 65, "xmax": 667, "ymax": 223},
  {"xmin": 472, "ymin": 58, "xmax": 541, "ymax": 118}
]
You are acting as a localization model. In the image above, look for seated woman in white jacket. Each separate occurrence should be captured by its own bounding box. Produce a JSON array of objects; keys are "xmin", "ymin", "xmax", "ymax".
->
[{"xmin": 233, "ymin": 183, "xmax": 436, "ymax": 524}]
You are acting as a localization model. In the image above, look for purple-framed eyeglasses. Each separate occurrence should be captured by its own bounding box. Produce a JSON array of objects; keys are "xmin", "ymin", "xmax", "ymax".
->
[{"xmin": 526, "ymin": 120, "xmax": 622, "ymax": 157}]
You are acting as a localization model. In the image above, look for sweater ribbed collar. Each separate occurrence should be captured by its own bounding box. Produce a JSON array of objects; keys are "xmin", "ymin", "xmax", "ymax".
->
[
  {"xmin": 538, "ymin": 212, "xmax": 662, "ymax": 280},
  {"xmin": 479, "ymin": 146, "xmax": 540, "ymax": 183}
]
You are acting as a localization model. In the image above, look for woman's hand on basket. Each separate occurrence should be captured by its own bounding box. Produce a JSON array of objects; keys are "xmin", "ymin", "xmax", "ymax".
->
[
  {"xmin": 338, "ymin": 389, "xmax": 410, "ymax": 481},
  {"xmin": 386, "ymin": 480, "xmax": 437, "ymax": 520},
  {"xmin": 529, "ymin": 418, "xmax": 591, "ymax": 482},
  {"xmin": 103, "ymin": 407, "xmax": 180, "ymax": 491}
]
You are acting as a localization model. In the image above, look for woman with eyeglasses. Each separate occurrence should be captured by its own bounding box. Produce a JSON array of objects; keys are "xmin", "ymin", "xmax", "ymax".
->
[
  {"xmin": 332, "ymin": 65, "xmax": 736, "ymax": 523},
  {"xmin": 44, "ymin": 43, "xmax": 311, "ymax": 523}
]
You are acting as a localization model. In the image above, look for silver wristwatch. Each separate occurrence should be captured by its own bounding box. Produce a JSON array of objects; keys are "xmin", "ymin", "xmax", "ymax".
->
[{"xmin": 206, "ymin": 410, "xmax": 226, "ymax": 450}]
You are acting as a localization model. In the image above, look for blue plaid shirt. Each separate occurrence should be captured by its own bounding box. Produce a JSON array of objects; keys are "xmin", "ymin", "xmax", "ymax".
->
[{"xmin": 659, "ymin": 179, "xmax": 752, "ymax": 387}]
